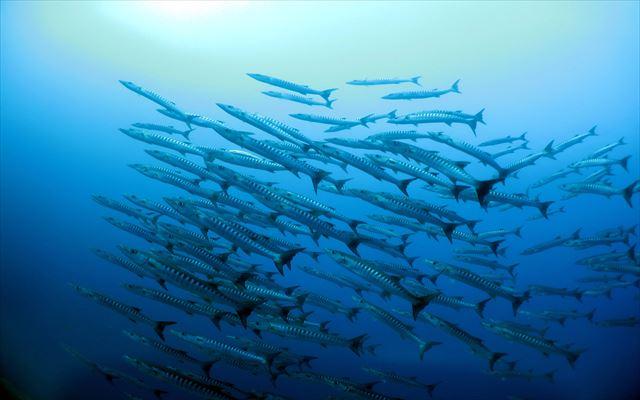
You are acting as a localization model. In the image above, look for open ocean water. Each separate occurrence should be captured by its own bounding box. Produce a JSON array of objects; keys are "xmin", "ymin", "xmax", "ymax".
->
[{"xmin": 1, "ymin": 2, "xmax": 639, "ymax": 400}]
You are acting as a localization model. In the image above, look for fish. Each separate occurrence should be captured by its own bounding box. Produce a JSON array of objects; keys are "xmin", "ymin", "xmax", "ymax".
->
[
  {"xmin": 479, "ymin": 132, "xmax": 528, "ymax": 147},
  {"xmin": 482, "ymin": 320, "xmax": 585, "ymax": 368},
  {"xmin": 119, "ymin": 80, "xmax": 196, "ymax": 127},
  {"xmin": 119, "ymin": 128, "xmax": 203, "ymax": 156},
  {"xmin": 327, "ymin": 249, "xmax": 438, "ymax": 319},
  {"xmin": 346, "ymin": 76, "xmax": 422, "ymax": 86},
  {"xmin": 521, "ymin": 229, "xmax": 581, "ymax": 255},
  {"xmin": 491, "ymin": 142, "xmax": 530, "ymax": 159},
  {"xmin": 427, "ymin": 260, "xmax": 530, "ymax": 315},
  {"xmin": 362, "ymin": 367, "xmax": 442, "ymax": 397},
  {"xmin": 569, "ymin": 155, "xmax": 631, "ymax": 172},
  {"xmin": 382, "ymin": 79, "xmax": 460, "ymax": 100},
  {"xmin": 544, "ymin": 126, "xmax": 598, "ymax": 158},
  {"xmin": 388, "ymin": 109, "xmax": 485, "ymax": 135},
  {"xmin": 354, "ymin": 296, "xmax": 441, "ymax": 360},
  {"xmin": 70, "ymin": 284, "xmax": 175, "ymax": 340},
  {"xmin": 559, "ymin": 180, "xmax": 638, "ymax": 207},
  {"xmin": 589, "ymin": 137, "xmax": 626, "ymax": 158},
  {"xmin": 262, "ymin": 90, "xmax": 336, "ymax": 108},
  {"xmin": 132, "ymin": 122, "xmax": 194, "ymax": 140},
  {"xmin": 594, "ymin": 316, "xmax": 640, "ymax": 328},
  {"xmin": 247, "ymin": 73, "xmax": 337, "ymax": 100},
  {"xmin": 289, "ymin": 113, "xmax": 369, "ymax": 130}
]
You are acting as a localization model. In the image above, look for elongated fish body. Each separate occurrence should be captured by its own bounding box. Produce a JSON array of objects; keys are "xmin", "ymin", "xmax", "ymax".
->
[
  {"xmin": 482, "ymin": 321, "xmax": 584, "ymax": 367},
  {"xmin": 143, "ymin": 150, "xmax": 224, "ymax": 185},
  {"xmin": 247, "ymin": 73, "xmax": 337, "ymax": 100},
  {"xmin": 324, "ymin": 137, "xmax": 387, "ymax": 151},
  {"xmin": 92, "ymin": 195, "xmax": 154, "ymax": 222},
  {"xmin": 305, "ymin": 292, "xmax": 360, "ymax": 321},
  {"xmin": 122, "ymin": 330, "xmax": 211, "ymax": 373},
  {"xmin": 317, "ymin": 143, "xmax": 414, "ymax": 195},
  {"xmin": 171, "ymin": 330, "xmax": 270, "ymax": 366},
  {"xmin": 119, "ymin": 80, "xmax": 193, "ymax": 124},
  {"xmin": 382, "ymin": 79, "xmax": 460, "ymax": 100},
  {"xmin": 360, "ymin": 110, "xmax": 397, "ymax": 124},
  {"xmin": 156, "ymin": 222, "xmax": 216, "ymax": 249},
  {"xmin": 124, "ymin": 195, "xmax": 189, "ymax": 225},
  {"xmin": 454, "ymin": 255, "xmax": 518, "ymax": 276},
  {"xmin": 388, "ymin": 109, "xmax": 484, "ymax": 134},
  {"xmin": 379, "ymin": 192, "xmax": 476, "ymax": 230},
  {"xmin": 355, "ymin": 297, "xmax": 438, "ymax": 360},
  {"xmin": 124, "ymin": 356, "xmax": 236, "ymax": 400},
  {"xmin": 70, "ymin": 284, "xmax": 175, "ymax": 340},
  {"xmin": 131, "ymin": 167, "xmax": 219, "ymax": 201},
  {"xmin": 530, "ymin": 168, "xmax": 577, "ymax": 188},
  {"xmin": 269, "ymin": 186, "xmax": 335, "ymax": 214},
  {"xmin": 427, "ymin": 260, "xmax": 529, "ymax": 315},
  {"xmin": 384, "ymin": 141, "xmax": 500, "ymax": 204},
  {"xmin": 479, "ymin": 132, "xmax": 528, "ymax": 147},
  {"xmin": 416, "ymin": 311, "xmax": 505, "ymax": 370},
  {"xmin": 570, "ymin": 156, "xmax": 631, "ymax": 171},
  {"xmin": 119, "ymin": 128, "xmax": 202, "ymax": 156},
  {"xmin": 480, "ymin": 190, "xmax": 553, "ymax": 217},
  {"xmin": 454, "ymin": 246, "xmax": 508, "ymax": 257},
  {"xmin": 210, "ymin": 125, "xmax": 331, "ymax": 192},
  {"xmin": 132, "ymin": 122, "xmax": 194, "ymax": 140},
  {"xmin": 521, "ymin": 229, "xmax": 580, "ymax": 255},
  {"xmin": 559, "ymin": 180, "xmax": 638, "ymax": 207},
  {"xmin": 365, "ymin": 130, "xmax": 430, "ymax": 142},
  {"xmin": 363, "ymin": 368, "xmax": 441, "ymax": 397},
  {"xmin": 253, "ymin": 320, "xmax": 368, "ymax": 355},
  {"xmin": 327, "ymin": 249, "xmax": 436, "ymax": 319},
  {"xmin": 366, "ymin": 154, "xmax": 468, "ymax": 199},
  {"xmin": 477, "ymin": 226, "xmax": 522, "ymax": 240},
  {"xmin": 263, "ymin": 90, "xmax": 335, "ymax": 108},
  {"xmin": 425, "ymin": 131, "xmax": 505, "ymax": 174},
  {"xmin": 546, "ymin": 126, "xmax": 598, "ymax": 158},
  {"xmin": 92, "ymin": 248, "xmax": 147, "ymax": 277},
  {"xmin": 347, "ymin": 76, "xmax": 421, "ymax": 86},
  {"xmin": 589, "ymin": 137, "xmax": 626, "ymax": 158},
  {"xmin": 200, "ymin": 147, "xmax": 286, "ymax": 172},
  {"xmin": 289, "ymin": 112, "xmax": 367, "ymax": 128},
  {"xmin": 123, "ymin": 284, "xmax": 237, "ymax": 328},
  {"xmin": 491, "ymin": 142, "xmax": 530, "ymax": 159},
  {"xmin": 528, "ymin": 285, "xmax": 583, "ymax": 301},
  {"xmin": 405, "ymin": 284, "xmax": 490, "ymax": 317},
  {"xmin": 104, "ymin": 216, "xmax": 170, "ymax": 248}
]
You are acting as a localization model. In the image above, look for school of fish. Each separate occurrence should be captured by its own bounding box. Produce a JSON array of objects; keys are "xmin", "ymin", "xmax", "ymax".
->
[{"xmin": 66, "ymin": 73, "xmax": 639, "ymax": 400}]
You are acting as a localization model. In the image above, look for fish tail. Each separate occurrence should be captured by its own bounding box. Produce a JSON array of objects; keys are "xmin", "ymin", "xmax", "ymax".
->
[
  {"xmin": 411, "ymin": 293, "xmax": 439, "ymax": 319},
  {"xmin": 566, "ymin": 348, "xmax": 586, "ymax": 368},
  {"xmin": 236, "ymin": 303, "xmax": 258, "ymax": 328},
  {"xmin": 347, "ymin": 333, "xmax": 368, "ymax": 356},
  {"xmin": 426, "ymin": 381, "xmax": 443, "ymax": 398},
  {"xmin": 620, "ymin": 155, "xmax": 631, "ymax": 172},
  {"xmin": 588, "ymin": 125, "xmax": 597, "ymax": 135},
  {"xmin": 319, "ymin": 88, "xmax": 338, "ymax": 100},
  {"xmin": 508, "ymin": 263, "xmax": 519, "ymax": 277},
  {"xmin": 468, "ymin": 118, "xmax": 478, "ymax": 136},
  {"xmin": 346, "ymin": 307, "xmax": 360, "ymax": 322},
  {"xmin": 475, "ymin": 108, "xmax": 485, "ymax": 125},
  {"xmin": 442, "ymin": 223, "xmax": 457, "ymax": 243},
  {"xmin": 347, "ymin": 237, "xmax": 362, "ymax": 255},
  {"xmin": 476, "ymin": 298, "xmax": 491, "ymax": 318},
  {"xmin": 398, "ymin": 178, "xmax": 417, "ymax": 196},
  {"xmin": 489, "ymin": 352, "xmax": 507, "ymax": 371},
  {"xmin": 539, "ymin": 201, "xmax": 553, "ymax": 218},
  {"xmin": 622, "ymin": 179, "xmax": 638, "ymax": 207},
  {"xmin": 325, "ymin": 98, "xmax": 337, "ymax": 109},
  {"xmin": 201, "ymin": 360, "xmax": 215, "ymax": 377},
  {"xmin": 519, "ymin": 131, "xmax": 527, "ymax": 141},
  {"xmin": 475, "ymin": 178, "xmax": 502, "ymax": 206},
  {"xmin": 182, "ymin": 128, "xmax": 195, "ymax": 140},
  {"xmin": 511, "ymin": 290, "xmax": 530, "ymax": 316},
  {"xmin": 543, "ymin": 140, "xmax": 556, "ymax": 158},
  {"xmin": 451, "ymin": 184, "xmax": 469, "ymax": 201},
  {"xmin": 311, "ymin": 171, "xmax": 331, "ymax": 194},
  {"xmin": 332, "ymin": 178, "xmax": 351, "ymax": 192},
  {"xmin": 451, "ymin": 79, "xmax": 461, "ymax": 93},
  {"xmin": 411, "ymin": 76, "xmax": 422, "ymax": 86},
  {"xmin": 418, "ymin": 340, "xmax": 442, "ymax": 361},
  {"xmin": 275, "ymin": 247, "xmax": 305, "ymax": 273},
  {"xmin": 153, "ymin": 321, "xmax": 176, "ymax": 341}
]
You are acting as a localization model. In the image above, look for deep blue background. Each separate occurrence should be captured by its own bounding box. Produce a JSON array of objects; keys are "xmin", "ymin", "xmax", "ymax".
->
[{"xmin": 1, "ymin": 3, "xmax": 639, "ymax": 400}]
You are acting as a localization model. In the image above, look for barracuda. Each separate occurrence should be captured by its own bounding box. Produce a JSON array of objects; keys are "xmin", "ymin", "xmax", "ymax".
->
[
  {"xmin": 70, "ymin": 284, "xmax": 175, "ymax": 341},
  {"xmin": 427, "ymin": 260, "xmax": 530, "ymax": 315}
]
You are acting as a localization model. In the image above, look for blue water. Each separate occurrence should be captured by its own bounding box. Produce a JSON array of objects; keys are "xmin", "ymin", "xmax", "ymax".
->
[{"xmin": 1, "ymin": 3, "xmax": 639, "ymax": 400}]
